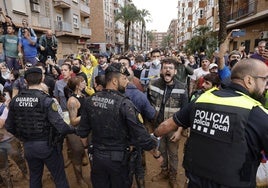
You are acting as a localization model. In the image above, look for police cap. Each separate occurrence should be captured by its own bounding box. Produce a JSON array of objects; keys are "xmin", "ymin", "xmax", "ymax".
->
[
  {"xmin": 24, "ymin": 67, "xmax": 42, "ymax": 78},
  {"xmin": 105, "ymin": 63, "xmax": 130, "ymax": 76}
]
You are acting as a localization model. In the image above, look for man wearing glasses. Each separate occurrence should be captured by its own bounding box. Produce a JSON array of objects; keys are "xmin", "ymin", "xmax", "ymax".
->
[{"xmin": 153, "ymin": 58, "xmax": 268, "ymax": 188}]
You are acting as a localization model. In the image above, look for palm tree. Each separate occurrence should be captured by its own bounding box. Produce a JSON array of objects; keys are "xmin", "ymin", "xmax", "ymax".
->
[
  {"xmin": 137, "ymin": 9, "xmax": 151, "ymax": 50},
  {"xmin": 185, "ymin": 26, "xmax": 217, "ymax": 58},
  {"xmin": 147, "ymin": 31, "xmax": 154, "ymax": 51},
  {"xmin": 115, "ymin": 4, "xmax": 139, "ymax": 52},
  {"xmin": 218, "ymin": 0, "xmax": 230, "ymax": 45}
]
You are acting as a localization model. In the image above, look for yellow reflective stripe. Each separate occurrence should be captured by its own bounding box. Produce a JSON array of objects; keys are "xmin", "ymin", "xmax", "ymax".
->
[{"xmin": 196, "ymin": 90, "xmax": 260, "ymax": 109}]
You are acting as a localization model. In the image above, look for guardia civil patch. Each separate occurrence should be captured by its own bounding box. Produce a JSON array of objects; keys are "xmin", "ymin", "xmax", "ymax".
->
[
  {"xmin": 51, "ymin": 102, "xmax": 58, "ymax": 112},
  {"xmin": 137, "ymin": 113, "xmax": 144, "ymax": 124}
]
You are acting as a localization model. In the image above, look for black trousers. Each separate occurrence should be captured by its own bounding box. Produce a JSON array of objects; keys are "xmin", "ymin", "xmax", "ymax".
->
[
  {"xmin": 91, "ymin": 150, "xmax": 131, "ymax": 188},
  {"xmin": 186, "ymin": 172, "xmax": 255, "ymax": 188}
]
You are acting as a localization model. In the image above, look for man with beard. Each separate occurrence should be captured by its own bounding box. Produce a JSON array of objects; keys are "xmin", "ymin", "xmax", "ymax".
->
[
  {"xmin": 153, "ymin": 58, "xmax": 268, "ymax": 188},
  {"xmin": 148, "ymin": 57, "xmax": 188, "ymax": 188},
  {"xmin": 77, "ymin": 63, "xmax": 163, "ymax": 188}
]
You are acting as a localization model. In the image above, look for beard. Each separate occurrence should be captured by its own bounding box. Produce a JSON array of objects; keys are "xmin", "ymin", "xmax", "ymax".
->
[
  {"xmin": 250, "ymin": 88, "xmax": 266, "ymax": 105},
  {"xmin": 118, "ymin": 84, "xmax": 126, "ymax": 94}
]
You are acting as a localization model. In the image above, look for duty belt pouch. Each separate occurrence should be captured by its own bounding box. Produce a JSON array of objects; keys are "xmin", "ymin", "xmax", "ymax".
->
[{"xmin": 111, "ymin": 151, "xmax": 124, "ymax": 162}]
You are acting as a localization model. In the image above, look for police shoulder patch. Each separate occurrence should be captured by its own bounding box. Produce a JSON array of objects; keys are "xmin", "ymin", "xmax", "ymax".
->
[
  {"xmin": 51, "ymin": 102, "xmax": 58, "ymax": 112},
  {"xmin": 137, "ymin": 113, "xmax": 144, "ymax": 124}
]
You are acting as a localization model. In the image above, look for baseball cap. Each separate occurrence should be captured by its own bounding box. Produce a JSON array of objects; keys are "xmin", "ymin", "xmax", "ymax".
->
[
  {"xmin": 105, "ymin": 63, "xmax": 130, "ymax": 76},
  {"xmin": 24, "ymin": 67, "xmax": 42, "ymax": 77},
  {"xmin": 209, "ymin": 63, "xmax": 218, "ymax": 70}
]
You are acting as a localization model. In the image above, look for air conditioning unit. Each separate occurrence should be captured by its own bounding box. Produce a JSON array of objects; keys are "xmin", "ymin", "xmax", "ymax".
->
[
  {"xmin": 31, "ymin": 3, "xmax": 40, "ymax": 13},
  {"xmin": 30, "ymin": 0, "xmax": 40, "ymax": 4}
]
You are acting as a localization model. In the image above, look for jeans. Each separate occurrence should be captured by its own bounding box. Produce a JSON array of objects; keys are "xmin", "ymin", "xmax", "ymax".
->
[
  {"xmin": 23, "ymin": 141, "xmax": 69, "ymax": 188},
  {"xmin": 159, "ymin": 131, "xmax": 179, "ymax": 174},
  {"xmin": 5, "ymin": 56, "xmax": 20, "ymax": 70},
  {"xmin": 24, "ymin": 57, "xmax": 38, "ymax": 66}
]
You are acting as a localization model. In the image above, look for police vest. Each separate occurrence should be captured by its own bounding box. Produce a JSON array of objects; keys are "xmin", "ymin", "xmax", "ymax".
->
[
  {"xmin": 11, "ymin": 89, "xmax": 50, "ymax": 141},
  {"xmin": 183, "ymin": 88, "xmax": 262, "ymax": 187},
  {"xmin": 89, "ymin": 90, "xmax": 129, "ymax": 151}
]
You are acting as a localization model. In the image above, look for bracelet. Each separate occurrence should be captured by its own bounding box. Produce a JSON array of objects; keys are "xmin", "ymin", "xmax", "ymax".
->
[{"xmin": 153, "ymin": 154, "xmax": 161, "ymax": 159}]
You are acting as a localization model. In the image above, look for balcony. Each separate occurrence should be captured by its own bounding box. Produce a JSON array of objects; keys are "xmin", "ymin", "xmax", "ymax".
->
[
  {"xmin": 32, "ymin": 16, "xmax": 51, "ymax": 29},
  {"xmin": 53, "ymin": 0, "xmax": 71, "ymax": 9},
  {"xmin": 80, "ymin": 3, "xmax": 90, "ymax": 17},
  {"xmin": 228, "ymin": 0, "xmax": 256, "ymax": 21},
  {"xmin": 81, "ymin": 27, "xmax": 91, "ymax": 38}
]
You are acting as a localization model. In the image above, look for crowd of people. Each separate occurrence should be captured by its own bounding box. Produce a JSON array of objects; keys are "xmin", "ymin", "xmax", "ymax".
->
[{"xmin": 0, "ymin": 11, "xmax": 268, "ymax": 188}]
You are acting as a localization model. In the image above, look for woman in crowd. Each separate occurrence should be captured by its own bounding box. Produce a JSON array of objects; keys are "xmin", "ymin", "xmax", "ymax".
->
[{"xmin": 65, "ymin": 76, "xmax": 89, "ymax": 187}]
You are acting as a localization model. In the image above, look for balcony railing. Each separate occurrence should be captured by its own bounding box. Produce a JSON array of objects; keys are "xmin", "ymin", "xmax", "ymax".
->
[
  {"xmin": 80, "ymin": 3, "xmax": 90, "ymax": 16},
  {"xmin": 54, "ymin": 21, "xmax": 72, "ymax": 32},
  {"xmin": 32, "ymin": 16, "xmax": 51, "ymax": 28},
  {"xmin": 228, "ymin": 0, "xmax": 256, "ymax": 21},
  {"xmin": 53, "ymin": 0, "xmax": 71, "ymax": 8},
  {"xmin": 81, "ymin": 27, "xmax": 91, "ymax": 36}
]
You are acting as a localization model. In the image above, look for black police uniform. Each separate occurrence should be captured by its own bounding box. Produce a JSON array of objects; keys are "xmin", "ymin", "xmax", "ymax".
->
[
  {"xmin": 77, "ymin": 63, "xmax": 157, "ymax": 188},
  {"xmin": 173, "ymin": 83, "xmax": 268, "ymax": 188},
  {"xmin": 5, "ymin": 68, "xmax": 75, "ymax": 188}
]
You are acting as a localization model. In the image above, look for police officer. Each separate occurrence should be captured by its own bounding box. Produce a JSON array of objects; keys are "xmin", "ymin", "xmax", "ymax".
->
[
  {"xmin": 77, "ymin": 63, "xmax": 162, "ymax": 188},
  {"xmin": 153, "ymin": 58, "xmax": 268, "ymax": 188},
  {"xmin": 5, "ymin": 67, "xmax": 76, "ymax": 188}
]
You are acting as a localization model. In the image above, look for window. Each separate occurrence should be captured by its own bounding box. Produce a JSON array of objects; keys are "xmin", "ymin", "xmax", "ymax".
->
[
  {"xmin": 73, "ymin": 14, "xmax": 79, "ymax": 28},
  {"xmin": 11, "ymin": 0, "xmax": 27, "ymax": 14},
  {"xmin": 200, "ymin": 9, "xmax": 204, "ymax": 18}
]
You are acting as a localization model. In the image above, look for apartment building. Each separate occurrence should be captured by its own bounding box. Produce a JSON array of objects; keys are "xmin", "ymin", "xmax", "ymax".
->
[
  {"xmin": 167, "ymin": 19, "xmax": 178, "ymax": 50},
  {"xmin": 177, "ymin": 0, "xmax": 268, "ymax": 54},
  {"xmin": 148, "ymin": 31, "xmax": 167, "ymax": 50},
  {"xmin": 226, "ymin": 0, "xmax": 268, "ymax": 54},
  {"xmin": 0, "ymin": 0, "xmax": 91, "ymax": 59}
]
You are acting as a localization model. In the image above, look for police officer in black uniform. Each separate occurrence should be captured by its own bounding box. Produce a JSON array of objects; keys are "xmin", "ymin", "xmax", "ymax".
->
[
  {"xmin": 5, "ymin": 67, "xmax": 75, "ymax": 188},
  {"xmin": 153, "ymin": 58, "xmax": 268, "ymax": 188},
  {"xmin": 77, "ymin": 63, "xmax": 162, "ymax": 188}
]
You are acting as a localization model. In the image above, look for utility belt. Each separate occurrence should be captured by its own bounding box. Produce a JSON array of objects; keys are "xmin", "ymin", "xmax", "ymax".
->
[{"xmin": 91, "ymin": 145, "xmax": 131, "ymax": 164}]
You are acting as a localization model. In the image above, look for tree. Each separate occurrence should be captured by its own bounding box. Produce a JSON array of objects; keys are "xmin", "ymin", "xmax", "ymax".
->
[
  {"xmin": 184, "ymin": 26, "xmax": 218, "ymax": 58},
  {"xmin": 161, "ymin": 34, "xmax": 173, "ymax": 50},
  {"xmin": 137, "ymin": 9, "xmax": 151, "ymax": 50},
  {"xmin": 146, "ymin": 31, "xmax": 154, "ymax": 50},
  {"xmin": 115, "ymin": 4, "xmax": 139, "ymax": 52},
  {"xmin": 218, "ymin": 0, "xmax": 230, "ymax": 45}
]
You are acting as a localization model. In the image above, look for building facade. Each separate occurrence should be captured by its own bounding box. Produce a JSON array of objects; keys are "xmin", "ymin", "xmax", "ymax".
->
[
  {"xmin": 176, "ymin": 0, "xmax": 268, "ymax": 54},
  {"xmin": 0, "ymin": 0, "xmax": 91, "ymax": 59}
]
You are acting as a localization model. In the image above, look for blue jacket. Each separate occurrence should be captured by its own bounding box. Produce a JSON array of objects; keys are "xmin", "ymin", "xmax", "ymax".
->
[{"xmin": 125, "ymin": 83, "xmax": 156, "ymax": 121}]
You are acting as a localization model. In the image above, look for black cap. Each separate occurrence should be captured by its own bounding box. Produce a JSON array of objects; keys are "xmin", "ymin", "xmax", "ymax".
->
[
  {"xmin": 105, "ymin": 63, "xmax": 130, "ymax": 76},
  {"xmin": 24, "ymin": 67, "xmax": 42, "ymax": 77}
]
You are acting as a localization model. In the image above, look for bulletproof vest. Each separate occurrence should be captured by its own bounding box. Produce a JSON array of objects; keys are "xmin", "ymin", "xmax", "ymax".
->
[
  {"xmin": 11, "ymin": 89, "xmax": 50, "ymax": 141},
  {"xmin": 183, "ymin": 89, "xmax": 261, "ymax": 187},
  {"xmin": 89, "ymin": 90, "xmax": 129, "ymax": 151}
]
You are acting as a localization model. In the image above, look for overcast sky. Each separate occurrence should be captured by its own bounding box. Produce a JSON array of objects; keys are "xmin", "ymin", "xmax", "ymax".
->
[{"xmin": 132, "ymin": 0, "xmax": 178, "ymax": 32}]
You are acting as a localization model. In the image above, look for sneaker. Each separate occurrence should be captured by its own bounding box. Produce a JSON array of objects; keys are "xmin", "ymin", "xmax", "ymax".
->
[{"xmin": 151, "ymin": 169, "xmax": 169, "ymax": 182}]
